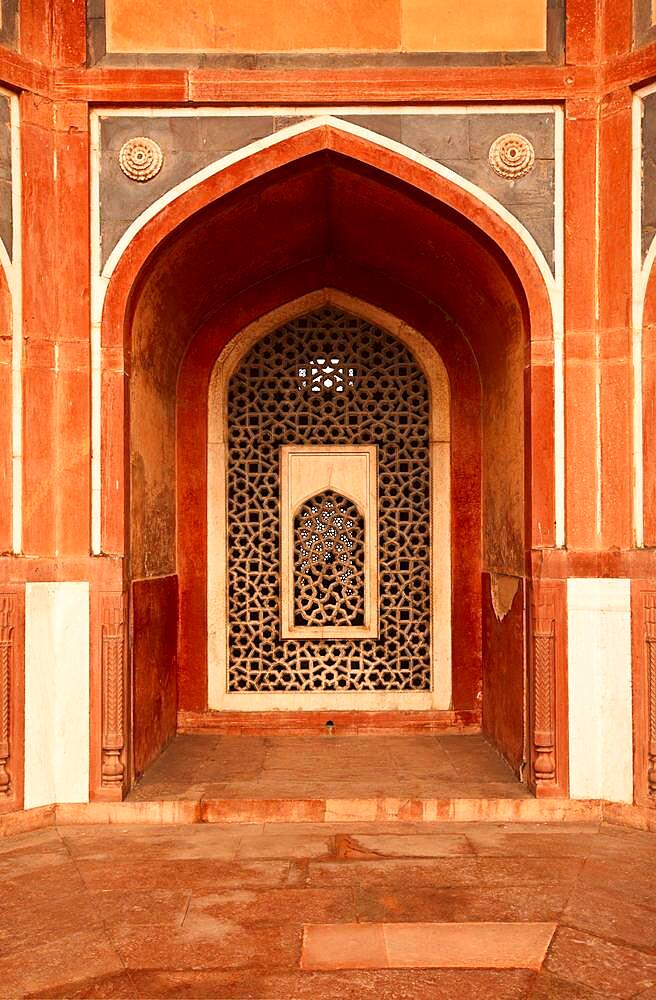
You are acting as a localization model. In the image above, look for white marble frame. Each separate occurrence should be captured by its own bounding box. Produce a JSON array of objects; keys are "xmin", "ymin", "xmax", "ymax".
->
[
  {"xmin": 280, "ymin": 444, "xmax": 379, "ymax": 639},
  {"xmin": 207, "ymin": 289, "xmax": 452, "ymax": 711}
]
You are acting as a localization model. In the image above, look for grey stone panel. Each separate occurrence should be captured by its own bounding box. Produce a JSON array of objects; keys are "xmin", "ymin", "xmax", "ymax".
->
[
  {"xmin": 95, "ymin": 50, "xmax": 558, "ymax": 69},
  {"xmin": 0, "ymin": 95, "xmax": 12, "ymax": 260},
  {"xmin": 87, "ymin": 0, "xmax": 106, "ymax": 62},
  {"xmin": 0, "ymin": 178, "xmax": 11, "ymax": 260},
  {"xmin": 399, "ymin": 116, "xmax": 469, "ymax": 160},
  {"xmin": 99, "ymin": 115, "xmax": 277, "ymax": 266},
  {"xmin": 0, "ymin": 0, "xmax": 18, "ymax": 51},
  {"xmin": 99, "ymin": 111, "xmax": 556, "ymax": 273},
  {"xmin": 643, "ymin": 93, "xmax": 656, "ymax": 260},
  {"xmin": 634, "ymin": 0, "xmax": 656, "ymax": 48},
  {"xmin": 252, "ymin": 48, "xmax": 557, "ymax": 68},
  {"xmin": 546, "ymin": 0, "xmax": 565, "ymax": 60},
  {"xmin": 342, "ymin": 116, "xmax": 403, "ymax": 144},
  {"xmin": 467, "ymin": 113, "xmax": 554, "ymax": 161},
  {"xmin": 198, "ymin": 116, "xmax": 276, "ymax": 152},
  {"xmin": 272, "ymin": 116, "xmax": 311, "ymax": 133}
]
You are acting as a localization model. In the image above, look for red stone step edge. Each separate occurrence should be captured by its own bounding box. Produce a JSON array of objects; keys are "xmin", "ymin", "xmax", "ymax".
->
[
  {"xmin": 0, "ymin": 796, "xmax": 597, "ymax": 834},
  {"xmin": 177, "ymin": 709, "xmax": 482, "ymax": 736},
  {"xmin": 1, "ymin": 798, "xmax": 654, "ymax": 837}
]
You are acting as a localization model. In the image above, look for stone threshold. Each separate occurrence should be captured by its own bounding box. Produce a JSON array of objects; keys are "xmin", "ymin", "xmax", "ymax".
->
[
  {"xmin": 1, "ymin": 797, "xmax": 654, "ymax": 837},
  {"xmin": 0, "ymin": 795, "xmax": 604, "ymax": 835},
  {"xmin": 177, "ymin": 709, "xmax": 482, "ymax": 736}
]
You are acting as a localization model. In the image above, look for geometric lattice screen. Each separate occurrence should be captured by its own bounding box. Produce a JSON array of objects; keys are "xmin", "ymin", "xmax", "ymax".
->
[
  {"xmin": 294, "ymin": 490, "xmax": 366, "ymax": 628},
  {"xmin": 280, "ymin": 445, "xmax": 378, "ymax": 639},
  {"xmin": 227, "ymin": 306, "xmax": 431, "ymax": 692}
]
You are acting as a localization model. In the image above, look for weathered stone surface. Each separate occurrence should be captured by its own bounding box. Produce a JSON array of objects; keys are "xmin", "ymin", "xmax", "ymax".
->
[
  {"xmin": 98, "ymin": 110, "xmax": 556, "ymax": 270},
  {"xmin": 1, "ymin": 819, "xmax": 654, "ymax": 996},
  {"xmin": 643, "ymin": 92, "xmax": 656, "ymax": 258},
  {"xmin": 0, "ymin": 96, "xmax": 12, "ymax": 259}
]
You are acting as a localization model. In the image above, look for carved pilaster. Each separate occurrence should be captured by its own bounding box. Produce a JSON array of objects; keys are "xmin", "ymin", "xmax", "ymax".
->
[
  {"xmin": 0, "ymin": 596, "xmax": 14, "ymax": 796},
  {"xmin": 532, "ymin": 597, "xmax": 556, "ymax": 785},
  {"xmin": 101, "ymin": 593, "xmax": 125, "ymax": 787},
  {"xmin": 645, "ymin": 595, "xmax": 656, "ymax": 796}
]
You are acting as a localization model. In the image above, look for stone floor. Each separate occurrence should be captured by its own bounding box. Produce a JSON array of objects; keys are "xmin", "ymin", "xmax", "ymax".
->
[
  {"xmin": 2, "ymin": 819, "xmax": 656, "ymax": 998},
  {"xmin": 129, "ymin": 733, "xmax": 530, "ymax": 801}
]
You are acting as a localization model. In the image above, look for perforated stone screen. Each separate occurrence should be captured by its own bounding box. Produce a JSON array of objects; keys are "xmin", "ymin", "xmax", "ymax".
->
[
  {"xmin": 226, "ymin": 306, "xmax": 431, "ymax": 692},
  {"xmin": 293, "ymin": 489, "xmax": 366, "ymax": 629}
]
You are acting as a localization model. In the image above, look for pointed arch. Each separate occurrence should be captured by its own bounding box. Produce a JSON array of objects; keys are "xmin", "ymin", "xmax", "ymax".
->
[
  {"xmin": 97, "ymin": 114, "xmax": 557, "ymax": 311},
  {"xmin": 96, "ymin": 119, "xmax": 560, "ymax": 556},
  {"xmin": 99, "ymin": 119, "xmax": 556, "ymax": 343}
]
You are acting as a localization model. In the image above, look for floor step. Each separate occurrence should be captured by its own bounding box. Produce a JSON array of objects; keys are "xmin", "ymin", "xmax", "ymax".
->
[{"xmin": 49, "ymin": 796, "xmax": 603, "ymax": 827}]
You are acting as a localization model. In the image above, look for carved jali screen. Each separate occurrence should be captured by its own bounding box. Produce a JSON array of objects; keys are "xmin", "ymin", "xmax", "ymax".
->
[
  {"xmin": 227, "ymin": 306, "xmax": 431, "ymax": 691},
  {"xmin": 294, "ymin": 490, "xmax": 366, "ymax": 629}
]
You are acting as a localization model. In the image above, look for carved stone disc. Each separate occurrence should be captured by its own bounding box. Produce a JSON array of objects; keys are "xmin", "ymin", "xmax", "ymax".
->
[
  {"xmin": 489, "ymin": 133, "xmax": 535, "ymax": 180},
  {"xmin": 118, "ymin": 137, "xmax": 164, "ymax": 182}
]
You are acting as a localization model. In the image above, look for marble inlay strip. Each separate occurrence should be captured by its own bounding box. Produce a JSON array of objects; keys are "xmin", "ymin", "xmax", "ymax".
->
[{"xmin": 301, "ymin": 921, "xmax": 556, "ymax": 971}]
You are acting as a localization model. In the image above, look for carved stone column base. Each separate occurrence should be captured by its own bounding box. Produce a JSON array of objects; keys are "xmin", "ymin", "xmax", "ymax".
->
[
  {"xmin": 101, "ymin": 594, "xmax": 126, "ymax": 792},
  {"xmin": 101, "ymin": 748, "xmax": 124, "ymax": 786},
  {"xmin": 0, "ymin": 596, "xmax": 14, "ymax": 799},
  {"xmin": 531, "ymin": 607, "xmax": 556, "ymax": 791},
  {"xmin": 534, "ymin": 743, "xmax": 556, "ymax": 783}
]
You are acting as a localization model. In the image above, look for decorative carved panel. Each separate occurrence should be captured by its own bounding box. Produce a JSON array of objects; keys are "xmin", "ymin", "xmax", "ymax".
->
[
  {"xmin": 101, "ymin": 593, "xmax": 126, "ymax": 787},
  {"xmin": 280, "ymin": 445, "xmax": 377, "ymax": 638},
  {"xmin": 295, "ymin": 492, "xmax": 365, "ymax": 626},
  {"xmin": 226, "ymin": 306, "xmax": 431, "ymax": 693},
  {"xmin": 0, "ymin": 595, "xmax": 14, "ymax": 796},
  {"xmin": 531, "ymin": 594, "xmax": 556, "ymax": 785}
]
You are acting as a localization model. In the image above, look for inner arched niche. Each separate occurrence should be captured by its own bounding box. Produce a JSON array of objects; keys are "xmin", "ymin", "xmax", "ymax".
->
[
  {"xmin": 206, "ymin": 294, "xmax": 450, "ymax": 711},
  {"xmin": 122, "ymin": 148, "xmax": 535, "ymax": 779}
]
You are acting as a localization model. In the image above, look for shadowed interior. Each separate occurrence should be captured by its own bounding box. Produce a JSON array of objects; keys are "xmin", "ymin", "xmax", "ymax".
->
[{"xmin": 124, "ymin": 149, "xmax": 533, "ymax": 779}]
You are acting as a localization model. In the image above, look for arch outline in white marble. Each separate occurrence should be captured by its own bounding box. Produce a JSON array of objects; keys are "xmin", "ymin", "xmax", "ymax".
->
[{"xmin": 90, "ymin": 106, "xmax": 564, "ymax": 554}]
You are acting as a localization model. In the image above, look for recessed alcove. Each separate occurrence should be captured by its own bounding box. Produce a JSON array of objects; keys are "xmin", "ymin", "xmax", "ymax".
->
[{"xmin": 115, "ymin": 138, "xmax": 549, "ymax": 793}]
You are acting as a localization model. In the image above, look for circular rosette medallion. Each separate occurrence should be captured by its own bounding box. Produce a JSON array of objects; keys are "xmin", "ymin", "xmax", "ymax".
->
[
  {"xmin": 488, "ymin": 132, "xmax": 536, "ymax": 180},
  {"xmin": 118, "ymin": 137, "xmax": 164, "ymax": 182}
]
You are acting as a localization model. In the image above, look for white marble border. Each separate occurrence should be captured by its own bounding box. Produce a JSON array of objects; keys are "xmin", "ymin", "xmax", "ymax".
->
[
  {"xmin": 567, "ymin": 578, "xmax": 633, "ymax": 803},
  {"xmin": 24, "ymin": 582, "xmax": 90, "ymax": 808}
]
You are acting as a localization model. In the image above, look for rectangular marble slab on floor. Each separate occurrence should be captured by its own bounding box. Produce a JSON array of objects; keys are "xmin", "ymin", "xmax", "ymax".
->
[{"xmin": 301, "ymin": 920, "xmax": 556, "ymax": 971}]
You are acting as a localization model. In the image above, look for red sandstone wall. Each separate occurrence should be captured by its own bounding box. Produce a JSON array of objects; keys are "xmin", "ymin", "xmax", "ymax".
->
[
  {"xmin": 482, "ymin": 573, "xmax": 526, "ymax": 775},
  {"xmin": 129, "ymin": 278, "xmax": 186, "ymax": 580},
  {"xmin": 480, "ymin": 332, "xmax": 525, "ymax": 578},
  {"xmin": 132, "ymin": 575, "xmax": 178, "ymax": 778}
]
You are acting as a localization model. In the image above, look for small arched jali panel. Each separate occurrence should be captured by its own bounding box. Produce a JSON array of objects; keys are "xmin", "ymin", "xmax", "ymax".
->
[{"xmin": 293, "ymin": 489, "xmax": 366, "ymax": 629}]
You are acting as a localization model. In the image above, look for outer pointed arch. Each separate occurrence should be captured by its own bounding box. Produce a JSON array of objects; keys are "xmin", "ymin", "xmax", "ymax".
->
[
  {"xmin": 97, "ymin": 118, "xmax": 560, "ymax": 557},
  {"xmin": 98, "ymin": 115, "xmax": 558, "ymax": 341}
]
